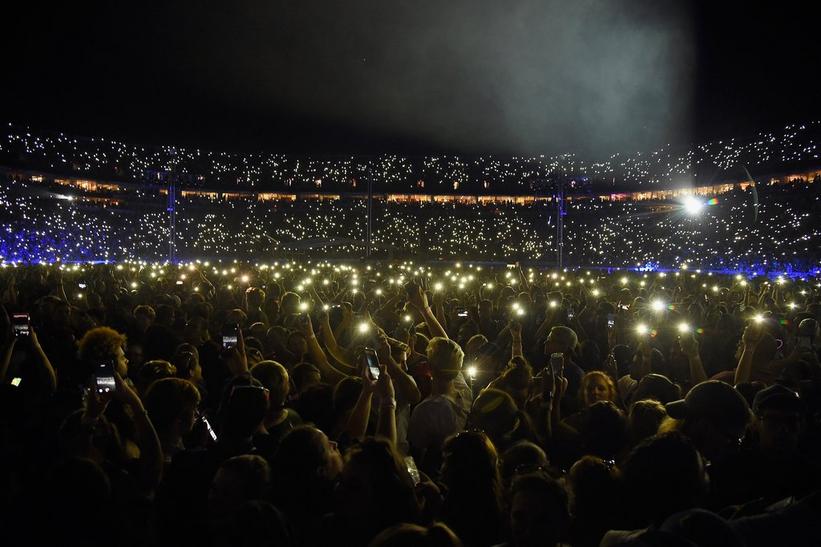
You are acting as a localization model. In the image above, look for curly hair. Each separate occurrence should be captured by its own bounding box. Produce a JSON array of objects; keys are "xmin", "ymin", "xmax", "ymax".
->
[{"xmin": 77, "ymin": 326, "xmax": 127, "ymax": 363}]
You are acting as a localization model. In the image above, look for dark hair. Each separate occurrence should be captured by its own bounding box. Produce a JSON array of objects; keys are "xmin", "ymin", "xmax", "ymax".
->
[
  {"xmin": 343, "ymin": 437, "xmax": 420, "ymax": 533},
  {"xmin": 623, "ymin": 431, "xmax": 707, "ymax": 526},
  {"xmin": 143, "ymin": 378, "xmax": 200, "ymax": 434},
  {"xmin": 580, "ymin": 400, "xmax": 626, "ymax": 459},
  {"xmin": 441, "ymin": 431, "xmax": 504, "ymax": 546}
]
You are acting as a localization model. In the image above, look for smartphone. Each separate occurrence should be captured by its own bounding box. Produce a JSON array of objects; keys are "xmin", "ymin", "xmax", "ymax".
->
[
  {"xmin": 12, "ymin": 314, "xmax": 30, "ymax": 338},
  {"xmin": 364, "ymin": 347, "xmax": 380, "ymax": 380},
  {"xmin": 607, "ymin": 313, "xmax": 616, "ymax": 329},
  {"xmin": 405, "ymin": 456, "xmax": 421, "ymax": 486},
  {"xmin": 222, "ymin": 324, "xmax": 239, "ymax": 349},
  {"xmin": 201, "ymin": 416, "xmax": 218, "ymax": 442},
  {"xmin": 456, "ymin": 306, "xmax": 468, "ymax": 318},
  {"xmin": 550, "ymin": 352, "xmax": 564, "ymax": 375},
  {"xmin": 95, "ymin": 360, "xmax": 116, "ymax": 394},
  {"xmin": 567, "ymin": 307, "xmax": 575, "ymax": 320}
]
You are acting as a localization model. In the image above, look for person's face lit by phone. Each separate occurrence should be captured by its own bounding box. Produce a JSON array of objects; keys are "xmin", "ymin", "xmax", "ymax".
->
[
  {"xmin": 115, "ymin": 345, "xmax": 129, "ymax": 377},
  {"xmin": 583, "ymin": 375, "xmax": 613, "ymax": 407}
]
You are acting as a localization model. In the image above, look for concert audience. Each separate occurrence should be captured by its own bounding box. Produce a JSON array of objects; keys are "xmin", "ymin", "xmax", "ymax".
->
[{"xmin": 1, "ymin": 260, "xmax": 820, "ymax": 546}]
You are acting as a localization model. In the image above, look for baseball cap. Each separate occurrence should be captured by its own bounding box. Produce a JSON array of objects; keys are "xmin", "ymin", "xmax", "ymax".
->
[
  {"xmin": 752, "ymin": 383, "xmax": 804, "ymax": 415},
  {"xmin": 665, "ymin": 381, "xmax": 751, "ymax": 431}
]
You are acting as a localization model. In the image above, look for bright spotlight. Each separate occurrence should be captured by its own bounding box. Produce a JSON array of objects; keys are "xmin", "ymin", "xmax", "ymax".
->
[
  {"xmin": 650, "ymin": 299, "xmax": 666, "ymax": 313},
  {"xmin": 682, "ymin": 196, "xmax": 705, "ymax": 215}
]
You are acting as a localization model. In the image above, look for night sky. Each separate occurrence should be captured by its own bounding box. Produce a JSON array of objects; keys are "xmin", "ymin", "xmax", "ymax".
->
[{"xmin": 2, "ymin": 1, "xmax": 818, "ymax": 157}]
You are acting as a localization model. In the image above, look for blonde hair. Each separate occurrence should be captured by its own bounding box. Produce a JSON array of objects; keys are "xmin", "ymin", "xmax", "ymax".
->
[
  {"xmin": 426, "ymin": 337, "xmax": 464, "ymax": 380},
  {"xmin": 580, "ymin": 371, "xmax": 617, "ymax": 406}
]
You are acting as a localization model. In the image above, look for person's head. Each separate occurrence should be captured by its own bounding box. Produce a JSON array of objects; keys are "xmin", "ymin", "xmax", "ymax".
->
[
  {"xmin": 280, "ymin": 291, "xmax": 301, "ymax": 315},
  {"xmin": 628, "ymin": 399, "xmax": 668, "ymax": 446},
  {"xmin": 250, "ymin": 360, "xmax": 290, "ymax": 410},
  {"xmin": 545, "ymin": 326, "xmax": 578, "ymax": 356},
  {"xmin": 246, "ymin": 287, "xmax": 266, "ymax": 308},
  {"xmin": 224, "ymin": 308, "xmax": 247, "ymax": 329},
  {"xmin": 222, "ymin": 381, "xmax": 269, "ymax": 439},
  {"xmin": 172, "ymin": 344, "xmax": 202, "ymax": 383},
  {"xmin": 509, "ymin": 472, "xmax": 570, "ymax": 547},
  {"xmin": 465, "ymin": 334, "xmax": 488, "ymax": 359},
  {"xmin": 58, "ymin": 409, "xmax": 122, "ymax": 465},
  {"xmin": 469, "ymin": 389, "xmax": 520, "ymax": 449},
  {"xmin": 580, "ymin": 371, "xmax": 617, "ymax": 407},
  {"xmin": 631, "ymin": 373, "xmax": 681, "ymax": 406},
  {"xmin": 144, "ymin": 378, "xmax": 201, "ymax": 442},
  {"xmin": 209, "ymin": 454, "xmax": 270, "ymax": 518},
  {"xmin": 287, "ymin": 330, "xmax": 308, "ymax": 357},
  {"xmin": 337, "ymin": 437, "xmax": 419, "ymax": 537},
  {"xmin": 580, "ymin": 401, "xmax": 626, "ymax": 460},
  {"xmin": 500, "ymin": 441, "xmax": 549, "ymax": 487},
  {"xmin": 752, "ymin": 383, "xmax": 804, "ymax": 456},
  {"xmin": 623, "ymin": 431, "xmax": 709, "ymax": 527},
  {"xmin": 369, "ymin": 523, "xmax": 462, "ymax": 547},
  {"xmin": 441, "ymin": 431, "xmax": 501, "ymax": 502},
  {"xmin": 427, "ymin": 337, "xmax": 464, "ymax": 382},
  {"xmin": 291, "ymin": 362, "xmax": 322, "ymax": 394},
  {"xmin": 77, "ymin": 326, "xmax": 129, "ymax": 377},
  {"xmin": 132, "ymin": 304, "xmax": 156, "ymax": 332},
  {"xmin": 135, "ymin": 359, "xmax": 177, "ymax": 395},
  {"xmin": 154, "ymin": 304, "xmax": 175, "ymax": 327},
  {"xmin": 332, "ymin": 376, "xmax": 364, "ymax": 417},
  {"xmin": 498, "ymin": 357, "xmax": 533, "ymax": 408},
  {"xmin": 272, "ymin": 425, "xmax": 342, "ymax": 509},
  {"xmin": 45, "ymin": 458, "xmax": 112, "ymax": 542},
  {"xmin": 665, "ymin": 381, "xmax": 751, "ymax": 463},
  {"xmin": 567, "ymin": 456, "xmax": 622, "ymax": 528}
]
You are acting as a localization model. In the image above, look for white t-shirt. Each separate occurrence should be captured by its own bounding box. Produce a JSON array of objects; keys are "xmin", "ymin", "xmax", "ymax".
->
[{"xmin": 407, "ymin": 372, "xmax": 473, "ymax": 463}]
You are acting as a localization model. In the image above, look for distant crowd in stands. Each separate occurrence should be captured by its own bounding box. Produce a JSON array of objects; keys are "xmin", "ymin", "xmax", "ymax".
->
[
  {"xmin": 2, "ymin": 173, "xmax": 820, "ymax": 269},
  {"xmin": 1, "ymin": 260, "xmax": 821, "ymax": 546}
]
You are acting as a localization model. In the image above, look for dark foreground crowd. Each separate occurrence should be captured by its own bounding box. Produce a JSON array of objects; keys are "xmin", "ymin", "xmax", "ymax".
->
[{"xmin": 1, "ymin": 261, "xmax": 820, "ymax": 547}]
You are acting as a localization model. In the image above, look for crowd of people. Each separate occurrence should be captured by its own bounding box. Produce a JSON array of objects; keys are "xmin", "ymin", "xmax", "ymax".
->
[
  {"xmin": 1, "ymin": 260, "xmax": 820, "ymax": 546},
  {"xmin": 1, "ymin": 174, "xmax": 820, "ymax": 271},
  {"xmin": 2, "ymin": 121, "xmax": 819, "ymax": 192}
]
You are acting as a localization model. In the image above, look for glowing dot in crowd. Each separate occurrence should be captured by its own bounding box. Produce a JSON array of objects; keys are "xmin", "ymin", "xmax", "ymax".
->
[
  {"xmin": 466, "ymin": 365, "xmax": 478, "ymax": 380},
  {"xmin": 677, "ymin": 322, "xmax": 691, "ymax": 334},
  {"xmin": 650, "ymin": 299, "xmax": 665, "ymax": 312},
  {"xmin": 682, "ymin": 196, "xmax": 704, "ymax": 215},
  {"xmin": 636, "ymin": 323, "xmax": 649, "ymax": 335},
  {"xmin": 357, "ymin": 322, "xmax": 370, "ymax": 334}
]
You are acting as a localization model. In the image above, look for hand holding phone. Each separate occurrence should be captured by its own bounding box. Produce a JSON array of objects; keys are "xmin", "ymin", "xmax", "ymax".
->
[
  {"xmin": 222, "ymin": 323, "xmax": 239, "ymax": 350},
  {"xmin": 550, "ymin": 352, "xmax": 564, "ymax": 376},
  {"xmin": 12, "ymin": 313, "xmax": 30, "ymax": 338},
  {"xmin": 363, "ymin": 347, "xmax": 380, "ymax": 380},
  {"xmin": 94, "ymin": 360, "xmax": 116, "ymax": 394}
]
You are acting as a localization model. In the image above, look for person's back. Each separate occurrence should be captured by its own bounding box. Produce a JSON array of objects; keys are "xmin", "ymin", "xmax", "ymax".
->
[{"xmin": 408, "ymin": 337, "xmax": 471, "ymax": 476}]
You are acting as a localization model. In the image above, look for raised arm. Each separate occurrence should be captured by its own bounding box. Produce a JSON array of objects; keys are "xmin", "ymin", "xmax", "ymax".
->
[
  {"xmin": 678, "ymin": 331, "xmax": 707, "ymax": 390},
  {"xmin": 377, "ymin": 333, "xmax": 421, "ymax": 405},
  {"xmin": 407, "ymin": 284, "xmax": 448, "ymax": 340},
  {"xmin": 27, "ymin": 327, "xmax": 58, "ymax": 393},
  {"xmin": 734, "ymin": 325, "xmax": 760, "ymax": 385},
  {"xmin": 299, "ymin": 314, "xmax": 352, "ymax": 384},
  {"xmin": 510, "ymin": 319, "xmax": 524, "ymax": 359},
  {"xmin": 113, "ymin": 372, "xmax": 163, "ymax": 495}
]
